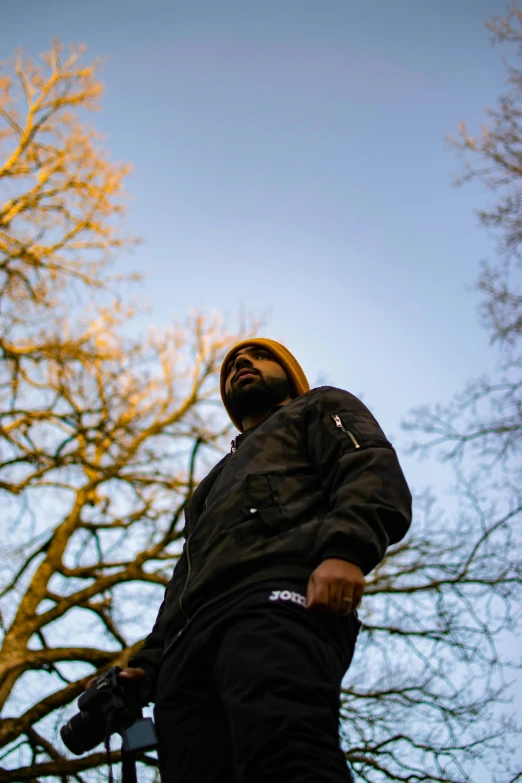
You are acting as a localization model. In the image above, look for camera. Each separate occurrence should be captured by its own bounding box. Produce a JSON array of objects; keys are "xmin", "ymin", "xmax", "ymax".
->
[{"xmin": 60, "ymin": 666, "xmax": 158, "ymax": 756}]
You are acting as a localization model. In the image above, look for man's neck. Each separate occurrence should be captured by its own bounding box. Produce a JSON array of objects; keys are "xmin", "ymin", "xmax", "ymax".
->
[{"xmin": 241, "ymin": 396, "xmax": 293, "ymax": 431}]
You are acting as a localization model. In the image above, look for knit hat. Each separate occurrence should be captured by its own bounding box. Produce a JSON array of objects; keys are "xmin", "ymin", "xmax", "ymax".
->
[{"xmin": 220, "ymin": 338, "xmax": 310, "ymax": 432}]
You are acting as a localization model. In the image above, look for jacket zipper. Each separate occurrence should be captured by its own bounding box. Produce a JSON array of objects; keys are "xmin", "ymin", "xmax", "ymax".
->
[
  {"xmin": 331, "ymin": 414, "xmax": 361, "ymax": 449},
  {"xmin": 178, "ymin": 505, "xmax": 192, "ymax": 624},
  {"xmin": 178, "ymin": 542, "xmax": 191, "ymax": 624},
  {"xmin": 178, "ymin": 447, "xmax": 239, "ymax": 630}
]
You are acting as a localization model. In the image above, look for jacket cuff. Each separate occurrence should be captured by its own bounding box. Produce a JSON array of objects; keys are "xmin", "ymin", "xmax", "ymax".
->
[{"xmin": 319, "ymin": 550, "xmax": 371, "ymax": 575}]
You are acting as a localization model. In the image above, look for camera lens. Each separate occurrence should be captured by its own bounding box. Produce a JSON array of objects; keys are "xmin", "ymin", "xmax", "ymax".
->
[{"xmin": 60, "ymin": 710, "xmax": 105, "ymax": 755}]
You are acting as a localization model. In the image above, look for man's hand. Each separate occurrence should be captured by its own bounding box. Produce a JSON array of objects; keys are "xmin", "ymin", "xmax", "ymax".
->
[
  {"xmin": 85, "ymin": 667, "xmax": 152, "ymax": 701},
  {"xmin": 306, "ymin": 559, "xmax": 365, "ymax": 615}
]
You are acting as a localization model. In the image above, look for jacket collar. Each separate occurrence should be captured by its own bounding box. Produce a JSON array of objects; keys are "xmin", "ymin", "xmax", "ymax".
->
[{"xmin": 230, "ymin": 404, "xmax": 286, "ymax": 453}]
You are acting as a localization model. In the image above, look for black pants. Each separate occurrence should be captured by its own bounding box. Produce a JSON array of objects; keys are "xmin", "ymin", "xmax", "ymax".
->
[{"xmin": 154, "ymin": 580, "xmax": 360, "ymax": 783}]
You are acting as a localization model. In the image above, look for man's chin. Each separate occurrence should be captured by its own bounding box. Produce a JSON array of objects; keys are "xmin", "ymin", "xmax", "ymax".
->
[
  {"xmin": 231, "ymin": 384, "xmax": 271, "ymax": 415},
  {"xmin": 227, "ymin": 376, "xmax": 291, "ymax": 422}
]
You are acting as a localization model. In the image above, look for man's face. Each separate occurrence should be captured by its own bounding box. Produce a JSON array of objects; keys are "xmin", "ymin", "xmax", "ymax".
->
[{"xmin": 224, "ymin": 346, "xmax": 292, "ymax": 428}]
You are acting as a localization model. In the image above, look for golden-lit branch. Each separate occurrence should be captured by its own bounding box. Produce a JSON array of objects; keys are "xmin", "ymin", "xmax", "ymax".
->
[{"xmin": 0, "ymin": 42, "xmax": 134, "ymax": 313}]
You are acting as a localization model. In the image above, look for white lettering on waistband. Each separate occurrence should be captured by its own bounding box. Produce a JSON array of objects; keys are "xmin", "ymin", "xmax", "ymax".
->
[{"xmin": 268, "ymin": 589, "xmax": 307, "ymax": 607}]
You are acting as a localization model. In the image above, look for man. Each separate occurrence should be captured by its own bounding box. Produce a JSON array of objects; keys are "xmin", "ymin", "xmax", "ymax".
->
[{"xmin": 118, "ymin": 338, "xmax": 412, "ymax": 782}]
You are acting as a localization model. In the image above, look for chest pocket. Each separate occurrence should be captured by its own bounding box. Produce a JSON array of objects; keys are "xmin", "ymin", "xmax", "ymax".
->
[{"xmin": 242, "ymin": 473, "xmax": 285, "ymax": 531}]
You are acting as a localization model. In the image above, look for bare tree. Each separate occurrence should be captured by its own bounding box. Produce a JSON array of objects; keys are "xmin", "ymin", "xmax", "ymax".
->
[
  {"xmin": 0, "ymin": 303, "xmax": 256, "ymax": 782},
  {"xmin": 0, "ymin": 41, "xmax": 258, "ymax": 782},
  {"xmin": 1, "ymin": 37, "xmax": 521, "ymax": 783},
  {"xmin": 404, "ymin": 1, "xmax": 522, "ymax": 453},
  {"xmin": 403, "ymin": 4, "xmax": 522, "ymax": 490},
  {"xmin": 400, "ymin": 7, "xmax": 522, "ymax": 782}
]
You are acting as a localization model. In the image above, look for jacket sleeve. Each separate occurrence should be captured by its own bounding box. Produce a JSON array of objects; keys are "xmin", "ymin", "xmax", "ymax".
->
[{"xmin": 305, "ymin": 387, "xmax": 412, "ymax": 575}]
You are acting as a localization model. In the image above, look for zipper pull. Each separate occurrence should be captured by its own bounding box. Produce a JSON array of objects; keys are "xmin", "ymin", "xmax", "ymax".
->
[
  {"xmin": 331, "ymin": 414, "xmax": 361, "ymax": 449},
  {"xmin": 230, "ymin": 437, "xmax": 237, "ymax": 453}
]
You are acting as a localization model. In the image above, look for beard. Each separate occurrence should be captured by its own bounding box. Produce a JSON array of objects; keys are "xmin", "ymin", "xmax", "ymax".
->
[{"xmin": 226, "ymin": 373, "xmax": 292, "ymax": 428}]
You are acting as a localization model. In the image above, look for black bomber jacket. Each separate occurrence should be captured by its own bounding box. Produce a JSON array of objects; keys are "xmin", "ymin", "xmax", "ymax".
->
[{"xmin": 128, "ymin": 386, "xmax": 412, "ymax": 696}]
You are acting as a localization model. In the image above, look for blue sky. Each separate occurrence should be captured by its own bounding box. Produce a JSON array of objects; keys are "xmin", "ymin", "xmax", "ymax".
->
[
  {"xmin": 1, "ymin": 3, "xmax": 507, "ymax": 488},
  {"xmin": 1, "ymin": 1, "xmax": 518, "ymax": 778}
]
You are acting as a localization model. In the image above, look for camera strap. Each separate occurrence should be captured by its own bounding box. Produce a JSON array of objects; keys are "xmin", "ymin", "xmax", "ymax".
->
[
  {"xmin": 121, "ymin": 750, "xmax": 138, "ymax": 783},
  {"xmin": 105, "ymin": 710, "xmax": 116, "ymax": 783},
  {"xmin": 103, "ymin": 713, "xmax": 138, "ymax": 783}
]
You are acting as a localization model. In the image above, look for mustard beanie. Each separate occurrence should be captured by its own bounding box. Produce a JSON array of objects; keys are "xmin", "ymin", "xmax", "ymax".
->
[{"xmin": 220, "ymin": 338, "xmax": 310, "ymax": 432}]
